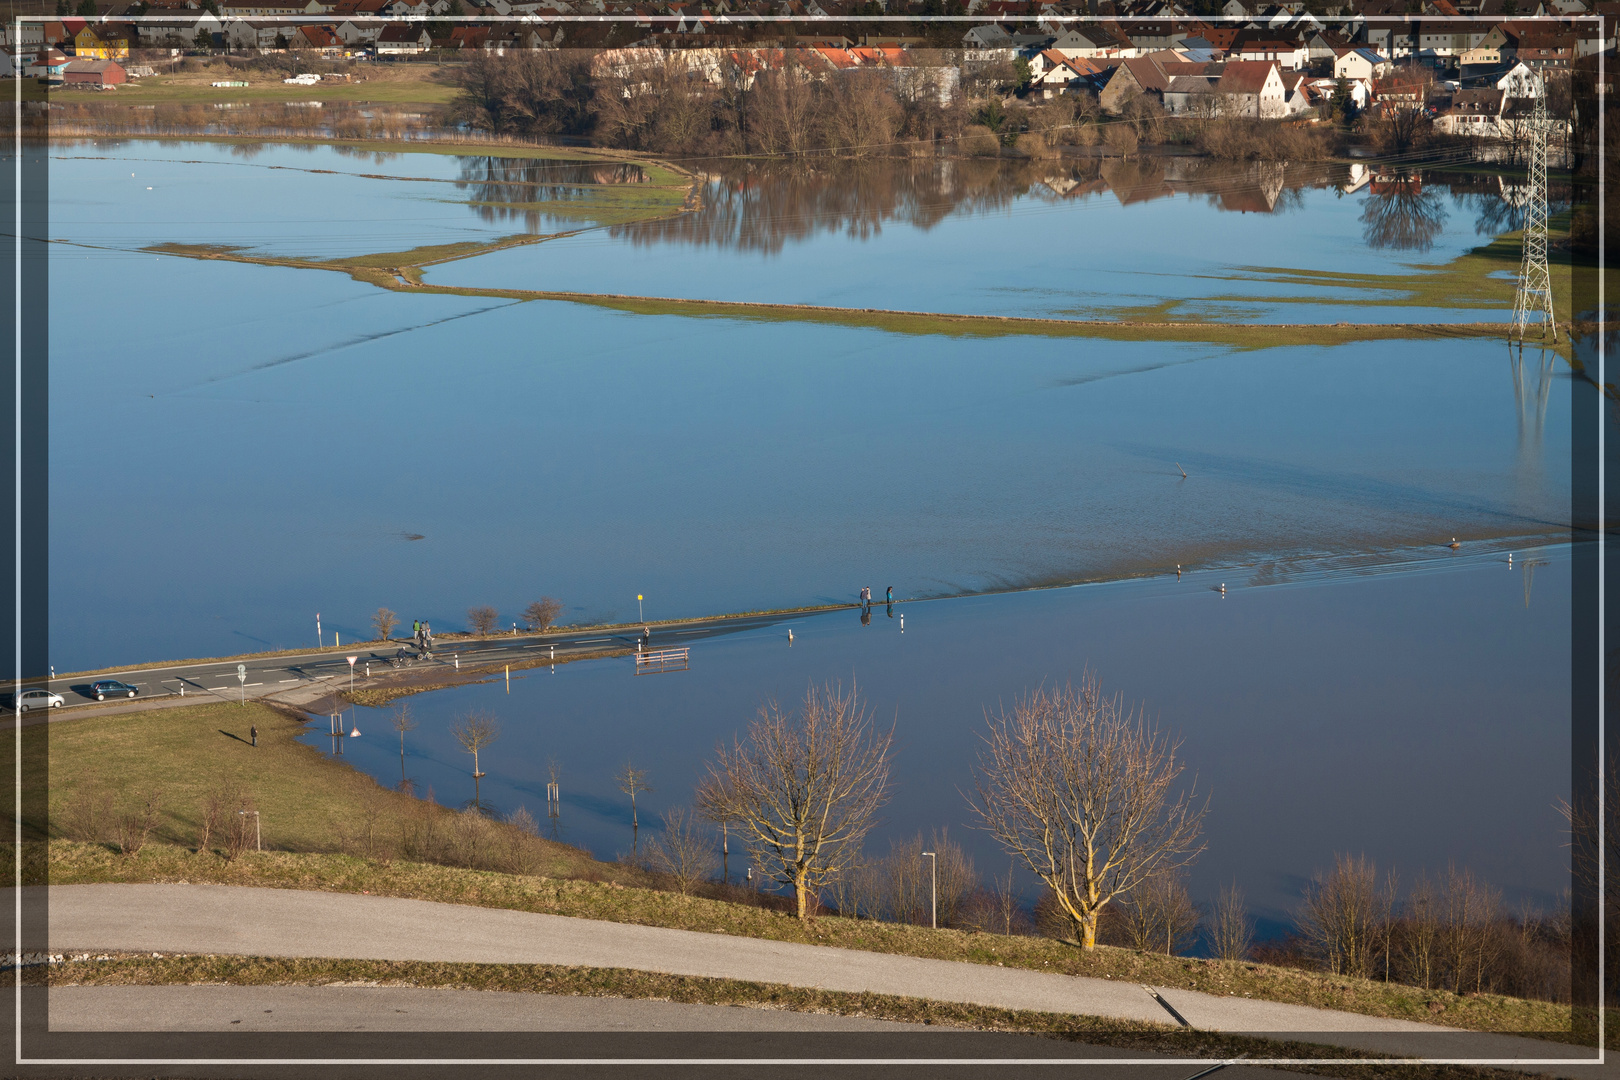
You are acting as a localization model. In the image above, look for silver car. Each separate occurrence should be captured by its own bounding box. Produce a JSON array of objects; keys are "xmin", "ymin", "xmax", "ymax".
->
[{"xmin": 12, "ymin": 689, "xmax": 63, "ymax": 713}]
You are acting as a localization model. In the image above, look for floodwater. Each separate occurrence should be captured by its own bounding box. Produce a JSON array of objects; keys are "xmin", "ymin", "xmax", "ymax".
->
[
  {"xmin": 43, "ymin": 137, "xmax": 1587, "ymax": 934},
  {"xmin": 45, "ymin": 142, "xmax": 1577, "ymax": 669},
  {"xmin": 304, "ymin": 547, "xmax": 1573, "ymax": 928}
]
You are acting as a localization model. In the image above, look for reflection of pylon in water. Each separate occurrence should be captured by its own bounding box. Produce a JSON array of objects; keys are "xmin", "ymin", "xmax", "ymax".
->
[{"xmin": 1511, "ymin": 81, "xmax": 1557, "ymax": 343}]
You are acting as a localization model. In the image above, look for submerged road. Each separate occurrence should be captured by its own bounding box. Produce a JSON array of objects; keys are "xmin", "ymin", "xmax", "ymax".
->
[
  {"xmin": 40, "ymin": 884, "xmax": 1606, "ymax": 1078},
  {"xmin": 16, "ymin": 606, "xmax": 853, "ymax": 724}
]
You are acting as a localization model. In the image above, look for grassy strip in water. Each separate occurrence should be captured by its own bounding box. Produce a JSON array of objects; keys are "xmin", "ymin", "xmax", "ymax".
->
[
  {"xmin": 38, "ymin": 954, "xmax": 1557, "ymax": 1079},
  {"xmin": 141, "ymin": 241, "xmax": 1519, "ymax": 350}
]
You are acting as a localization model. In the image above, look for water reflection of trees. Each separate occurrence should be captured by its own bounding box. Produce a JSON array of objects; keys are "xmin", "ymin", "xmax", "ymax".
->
[
  {"xmin": 457, "ymin": 155, "xmax": 653, "ymax": 230},
  {"xmin": 445, "ymin": 155, "xmax": 1542, "ymax": 259},
  {"xmin": 1360, "ymin": 180, "xmax": 1449, "ymax": 253},
  {"xmin": 606, "ymin": 157, "xmax": 1328, "ymax": 256}
]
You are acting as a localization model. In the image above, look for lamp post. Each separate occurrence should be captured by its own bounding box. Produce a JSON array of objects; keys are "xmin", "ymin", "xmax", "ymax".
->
[{"xmin": 922, "ymin": 851, "xmax": 937, "ymax": 929}]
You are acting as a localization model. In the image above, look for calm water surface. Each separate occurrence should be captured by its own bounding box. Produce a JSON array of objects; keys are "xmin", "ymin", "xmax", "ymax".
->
[{"xmin": 303, "ymin": 550, "xmax": 1572, "ymax": 926}]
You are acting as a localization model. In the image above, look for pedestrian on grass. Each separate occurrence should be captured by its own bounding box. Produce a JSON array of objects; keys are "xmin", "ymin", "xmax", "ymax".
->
[{"xmin": 250, "ymin": 725, "xmax": 258, "ymax": 748}]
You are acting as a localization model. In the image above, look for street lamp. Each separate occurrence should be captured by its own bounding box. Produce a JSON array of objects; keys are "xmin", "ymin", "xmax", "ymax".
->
[{"xmin": 922, "ymin": 851, "xmax": 937, "ymax": 929}]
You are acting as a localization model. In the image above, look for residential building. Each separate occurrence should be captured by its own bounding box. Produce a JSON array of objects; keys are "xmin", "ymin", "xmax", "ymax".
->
[{"xmin": 1214, "ymin": 58, "xmax": 1287, "ymax": 116}]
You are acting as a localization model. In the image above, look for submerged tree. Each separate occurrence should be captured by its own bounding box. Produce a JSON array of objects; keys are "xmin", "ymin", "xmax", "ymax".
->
[{"xmin": 450, "ymin": 711, "xmax": 500, "ymax": 810}]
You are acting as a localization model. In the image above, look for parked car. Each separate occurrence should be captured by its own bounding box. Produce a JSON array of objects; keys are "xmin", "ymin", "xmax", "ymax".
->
[
  {"xmin": 90, "ymin": 680, "xmax": 138, "ymax": 701},
  {"xmin": 10, "ymin": 689, "xmax": 63, "ymax": 713}
]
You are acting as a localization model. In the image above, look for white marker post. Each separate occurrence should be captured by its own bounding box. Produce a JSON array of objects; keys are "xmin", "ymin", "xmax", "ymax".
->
[
  {"xmin": 637, "ymin": 594, "xmax": 644, "ymax": 622},
  {"xmin": 236, "ymin": 664, "xmax": 246, "ymax": 706},
  {"xmin": 317, "ymin": 613, "xmax": 322, "ymax": 649}
]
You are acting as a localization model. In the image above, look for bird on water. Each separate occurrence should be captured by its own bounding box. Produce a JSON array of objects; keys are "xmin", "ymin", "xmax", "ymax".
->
[{"xmin": 1449, "ymin": 538, "xmax": 1461, "ymax": 549}]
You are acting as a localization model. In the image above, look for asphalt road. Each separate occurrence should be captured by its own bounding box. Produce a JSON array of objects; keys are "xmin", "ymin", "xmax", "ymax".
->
[
  {"xmin": 11, "ymin": 607, "xmax": 831, "ymax": 723},
  {"xmin": 40, "ymin": 884, "xmax": 1608, "ymax": 1077},
  {"xmin": 46, "ymin": 983, "xmax": 933, "ymax": 1033}
]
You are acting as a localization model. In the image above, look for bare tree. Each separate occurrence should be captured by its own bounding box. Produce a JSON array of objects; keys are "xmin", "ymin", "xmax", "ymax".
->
[
  {"xmin": 114, "ymin": 789, "xmax": 163, "ymax": 857},
  {"xmin": 502, "ymin": 805, "xmax": 540, "ymax": 875},
  {"xmin": 450, "ymin": 711, "xmax": 500, "ymax": 809},
  {"xmin": 58, "ymin": 774, "xmax": 114, "ymax": 844},
  {"xmin": 967, "ymin": 676, "xmax": 1207, "ymax": 948},
  {"xmin": 1297, "ymin": 853, "xmax": 1380, "ymax": 977},
  {"xmin": 1209, "ymin": 880, "xmax": 1254, "ymax": 962},
  {"xmin": 696, "ymin": 681, "xmax": 892, "ymax": 919},
  {"xmin": 1118, "ymin": 872, "xmax": 1199, "ymax": 955},
  {"xmin": 467, "ymin": 606, "xmax": 499, "ymax": 636},
  {"xmin": 391, "ymin": 703, "xmax": 416, "ymax": 788},
  {"xmin": 1438, "ymin": 863, "xmax": 1503, "ymax": 994},
  {"xmin": 880, "ymin": 829, "xmax": 979, "ymax": 927},
  {"xmin": 372, "ymin": 606, "xmax": 398, "ymax": 642},
  {"xmin": 965, "ymin": 859, "xmax": 1030, "ymax": 936},
  {"xmin": 1397, "ymin": 871, "xmax": 1440, "ymax": 989},
  {"xmin": 523, "ymin": 597, "xmax": 563, "ymax": 632},
  {"xmin": 612, "ymin": 764, "xmax": 651, "ymax": 848},
  {"xmin": 222, "ymin": 790, "xmax": 258, "ymax": 861},
  {"xmin": 647, "ymin": 806, "xmax": 717, "ymax": 894}
]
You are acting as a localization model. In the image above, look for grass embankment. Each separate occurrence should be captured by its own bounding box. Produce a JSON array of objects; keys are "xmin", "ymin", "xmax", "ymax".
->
[
  {"xmin": 39, "ymin": 958, "xmax": 1551, "ymax": 1080},
  {"xmin": 1074, "ymin": 214, "xmax": 1575, "ymax": 339},
  {"xmin": 141, "ymin": 239, "xmax": 1518, "ymax": 350},
  {"xmin": 29, "ymin": 702, "xmax": 1585, "ymax": 1046}
]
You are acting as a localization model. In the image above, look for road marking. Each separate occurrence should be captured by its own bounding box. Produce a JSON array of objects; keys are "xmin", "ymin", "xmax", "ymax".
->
[
  {"xmin": 207, "ymin": 687, "xmax": 229, "ymax": 692},
  {"xmin": 243, "ymin": 683, "xmax": 263, "ymax": 687},
  {"xmin": 676, "ymin": 629, "xmax": 709, "ymax": 635},
  {"xmin": 575, "ymin": 638, "xmax": 609, "ymax": 644},
  {"xmin": 279, "ymin": 679, "xmax": 299, "ymax": 683}
]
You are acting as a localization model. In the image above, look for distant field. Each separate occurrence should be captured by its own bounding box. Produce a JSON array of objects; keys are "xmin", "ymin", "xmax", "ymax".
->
[{"xmin": 51, "ymin": 65, "xmax": 458, "ymax": 106}]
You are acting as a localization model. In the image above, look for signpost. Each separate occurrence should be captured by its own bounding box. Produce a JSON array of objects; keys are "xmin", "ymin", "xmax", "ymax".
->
[
  {"xmin": 236, "ymin": 664, "xmax": 246, "ymax": 706},
  {"xmin": 316, "ymin": 613, "xmax": 322, "ymax": 649},
  {"xmin": 347, "ymin": 655, "xmax": 357, "ymax": 696}
]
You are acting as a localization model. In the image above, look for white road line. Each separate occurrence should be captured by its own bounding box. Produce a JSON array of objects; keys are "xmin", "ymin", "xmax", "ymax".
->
[
  {"xmin": 207, "ymin": 688, "xmax": 229, "ymax": 692},
  {"xmin": 279, "ymin": 679, "xmax": 299, "ymax": 683},
  {"xmin": 575, "ymin": 638, "xmax": 609, "ymax": 643},
  {"xmin": 243, "ymin": 683, "xmax": 263, "ymax": 688}
]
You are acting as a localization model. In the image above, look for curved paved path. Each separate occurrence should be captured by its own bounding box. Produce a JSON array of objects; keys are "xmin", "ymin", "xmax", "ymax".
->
[{"xmin": 40, "ymin": 884, "xmax": 1605, "ymax": 1075}]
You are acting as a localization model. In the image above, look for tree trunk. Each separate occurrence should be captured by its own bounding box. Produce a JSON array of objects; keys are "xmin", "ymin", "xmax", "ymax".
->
[
  {"xmin": 795, "ymin": 867, "xmax": 811, "ymax": 918},
  {"xmin": 1081, "ymin": 908, "xmax": 1098, "ymax": 949}
]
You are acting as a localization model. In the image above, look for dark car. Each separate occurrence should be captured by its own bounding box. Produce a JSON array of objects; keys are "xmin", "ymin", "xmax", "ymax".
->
[{"xmin": 90, "ymin": 680, "xmax": 138, "ymax": 701}]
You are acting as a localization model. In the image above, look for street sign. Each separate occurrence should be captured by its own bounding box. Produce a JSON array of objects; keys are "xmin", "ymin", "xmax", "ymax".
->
[
  {"xmin": 346, "ymin": 656, "xmax": 357, "ymax": 667},
  {"xmin": 236, "ymin": 664, "xmax": 246, "ymax": 685}
]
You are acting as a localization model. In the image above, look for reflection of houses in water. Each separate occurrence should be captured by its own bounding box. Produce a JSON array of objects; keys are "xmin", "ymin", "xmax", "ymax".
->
[
  {"xmin": 1369, "ymin": 172, "xmax": 1420, "ymax": 196},
  {"xmin": 1341, "ymin": 162, "xmax": 1370, "ymax": 195}
]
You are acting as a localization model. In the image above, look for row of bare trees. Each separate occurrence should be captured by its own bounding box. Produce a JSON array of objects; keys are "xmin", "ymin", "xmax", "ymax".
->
[
  {"xmin": 450, "ymin": 51, "xmax": 1345, "ymax": 163},
  {"xmin": 1290, "ymin": 853, "xmax": 1572, "ymax": 1002},
  {"xmin": 362, "ymin": 597, "xmax": 564, "ymax": 643},
  {"xmin": 687, "ymin": 676, "xmax": 1206, "ymax": 943}
]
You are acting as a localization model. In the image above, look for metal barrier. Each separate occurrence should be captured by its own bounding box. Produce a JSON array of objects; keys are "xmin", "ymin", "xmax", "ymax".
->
[{"xmin": 634, "ymin": 647, "xmax": 689, "ymax": 674}]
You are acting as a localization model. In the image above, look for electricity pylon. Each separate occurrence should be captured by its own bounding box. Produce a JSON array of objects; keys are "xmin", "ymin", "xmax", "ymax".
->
[{"xmin": 1511, "ymin": 74, "xmax": 1557, "ymax": 344}]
